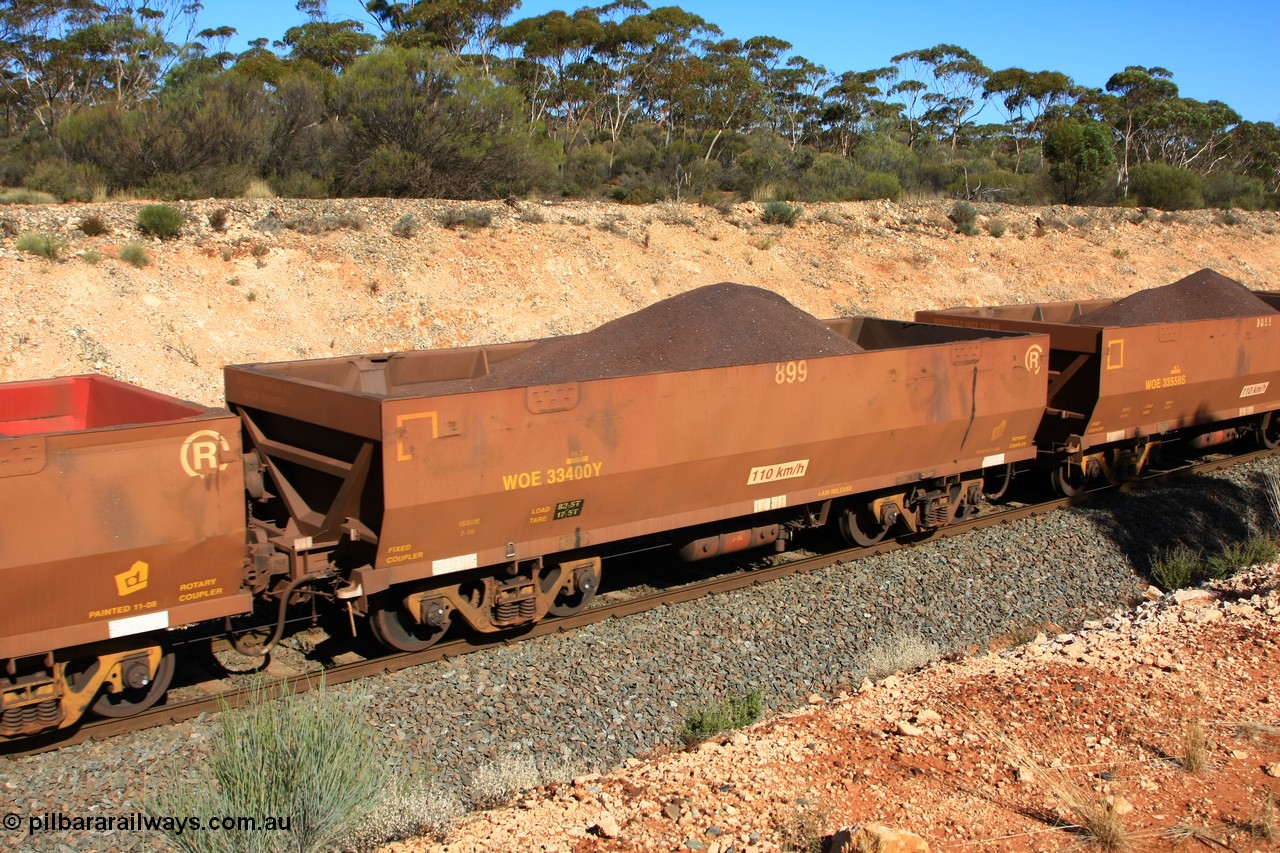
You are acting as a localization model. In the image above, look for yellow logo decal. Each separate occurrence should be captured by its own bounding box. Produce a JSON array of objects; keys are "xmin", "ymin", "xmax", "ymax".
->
[
  {"xmin": 116, "ymin": 561, "xmax": 149, "ymax": 596},
  {"xmin": 181, "ymin": 429, "xmax": 229, "ymax": 477},
  {"xmin": 1024, "ymin": 345, "xmax": 1043, "ymax": 375}
]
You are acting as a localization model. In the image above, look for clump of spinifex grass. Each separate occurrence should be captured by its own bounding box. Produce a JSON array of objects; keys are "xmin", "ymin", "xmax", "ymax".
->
[
  {"xmin": 146, "ymin": 678, "xmax": 384, "ymax": 852},
  {"xmin": 1181, "ymin": 715, "xmax": 1209, "ymax": 773},
  {"xmin": 964, "ymin": 709, "xmax": 1131, "ymax": 850}
]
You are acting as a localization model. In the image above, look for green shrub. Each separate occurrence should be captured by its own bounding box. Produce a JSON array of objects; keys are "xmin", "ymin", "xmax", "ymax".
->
[
  {"xmin": 437, "ymin": 206, "xmax": 493, "ymax": 230},
  {"xmin": 273, "ymin": 172, "xmax": 331, "ymax": 199},
  {"xmin": 0, "ymin": 188, "xmax": 59, "ymax": 205},
  {"xmin": 679, "ymin": 688, "xmax": 763, "ymax": 746},
  {"xmin": 76, "ymin": 215, "xmax": 109, "ymax": 236},
  {"xmin": 1150, "ymin": 544, "xmax": 1200, "ymax": 590},
  {"xmin": 80, "ymin": 249, "xmax": 103, "ymax": 264},
  {"xmin": 956, "ymin": 220, "xmax": 980, "ymax": 236},
  {"xmin": 856, "ymin": 171, "xmax": 902, "ymax": 201},
  {"xmin": 391, "ymin": 213, "xmax": 419, "ymax": 238},
  {"xmin": 15, "ymin": 232, "xmax": 68, "ymax": 260},
  {"xmin": 1202, "ymin": 172, "xmax": 1266, "ymax": 211},
  {"xmin": 1130, "ymin": 163, "xmax": 1204, "ymax": 210},
  {"xmin": 118, "ymin": 241, "xmax": 149, "ymax": 267},
  {"xmin": 146, "ymin": 680, "xmax": 384, "ymax": 853},
  {"xmin": 800, "ymin": 153, "xmax": 858, "ymax": 201},
  {"xmin": 985, "ymin": 219, "xmax": 1007, "ymax": 238},
  {"xmin": 25, "ymin": 159, "xmax": 105, "ymax": 201},
  {"xmin": 949, "ymin": 201, "xmax": 977, "ymax": 229},
  {"xmin": 136, "ymin": 204, "xmax": 185, "ymax": 239},
  {"xmin": 143, "ymin": 172, "xmax": 200, "ymax": 201},
  {"xmin": 761, "ymin": 201, "xmax": 801, "ymax": 226},
  {"xmin": 1206, "ymin": 537, "xmax": 1279, "ymax": 579}
]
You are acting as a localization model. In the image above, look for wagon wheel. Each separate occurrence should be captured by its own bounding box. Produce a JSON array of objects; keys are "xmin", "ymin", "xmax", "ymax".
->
[
  {"xmin": 1258, "ymin": 411, "xmax": 1280, "ymax": 450},
  {"xmin": 369, "ymin": 597, "xmax": 450, "ymax": 653},
  {"xmin": 839, "ymin": 502, "xmax": 890, "ymax": 547},
  {"xmin": 548, "ymin": 563, "xmax": 601, "ymax": 617},
  {"xmin": 982, "ymin": 463, "xmax": 1014, "ymax": 502},
  {"xmin": 91, "ymin": 650, "xmax": 177, "ymax": 719},
  {"xmin": 1050, "ymin": 462, "xmax": 1088, "ymax": 498}
]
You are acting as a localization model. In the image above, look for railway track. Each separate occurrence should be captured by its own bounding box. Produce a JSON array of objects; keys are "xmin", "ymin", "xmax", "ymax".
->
[{"xmin": 5, "ymin": 446, "xmax": 1274, "ymax": 759}]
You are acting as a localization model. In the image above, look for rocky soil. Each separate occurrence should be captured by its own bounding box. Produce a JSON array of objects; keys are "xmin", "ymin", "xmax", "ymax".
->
[
  {"xmin": 1, "ymin": 198, "xmax": 1277, "ymax": 405},
  {"xmin": 0, "ymin": 197, "xmax": 1278, "ymax": 853}
]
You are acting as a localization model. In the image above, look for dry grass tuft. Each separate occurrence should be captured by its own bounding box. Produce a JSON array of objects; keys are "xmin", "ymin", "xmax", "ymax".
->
[
  {"xmin": 963, "ymin": 709, "xmax": 1131, "ymax": 850},
  {"xmin": 1266, "ymin": 468, "xmax": 1280, "ymax": 533},
  {"xmin": 864, "ymin": 632, "xmax": 940, "ymax": 679},
  {"xmin": 1253, "ymin": 792, "xmax": 1279, "ymax": 841},
  {"xmin": 1236, "ymin": 721, "xmax": 1280, "ymax": 740},
  {"xmin": 1181, "ymin": 716, "xmax": 1208, "ymax": 773},
  {"xmin": 1165, "ymin": 823, "xmax": 1227, "ymax": 847}
]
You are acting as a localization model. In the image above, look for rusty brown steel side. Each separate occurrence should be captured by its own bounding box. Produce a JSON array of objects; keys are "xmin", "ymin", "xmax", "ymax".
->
[
  {"xmin": 0, "ymin": 376, "xmax": 250, "ymax": 661},
  {"xmin": 226, "ymin": 318, "xmax": 1049, "ymax": 591},
  {"xmin": 916, "ymin": 302, "xmax": 1280, "ymax": 455}
]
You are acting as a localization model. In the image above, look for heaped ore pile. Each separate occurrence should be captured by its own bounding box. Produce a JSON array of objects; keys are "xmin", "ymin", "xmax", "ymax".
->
[
  {"xmin": 1072, "ymin": 268, "xmax": 1277, "ymax": 326},
  {"xmin": 449, "ymin": 282, "xmax": 864, "ymax": 390}
]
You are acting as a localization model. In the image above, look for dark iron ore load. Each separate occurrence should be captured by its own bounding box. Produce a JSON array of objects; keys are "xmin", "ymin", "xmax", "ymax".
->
[
  {"xmin": 1072, "ymin": 268, "xmax": 1277, "ymax": 326},
  {"xmin": 444, "ymin": 282, "xmax": 864, "ymax": 391}
]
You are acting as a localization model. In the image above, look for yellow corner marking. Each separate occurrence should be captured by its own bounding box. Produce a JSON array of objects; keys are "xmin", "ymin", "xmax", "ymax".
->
[
  {"xmin": 115, "ymin": 561, "xmax": 149, "ymax": 596},
  {"xmin": 396, "ymin": 412, "xmax": 438, "ymax": 462},
  {"xmin": 1106, "ymin": 338, "xmax": 1124, "ymax": 370}
]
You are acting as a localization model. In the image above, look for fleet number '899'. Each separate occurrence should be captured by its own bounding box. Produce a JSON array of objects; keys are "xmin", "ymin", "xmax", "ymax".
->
[{"xmin": 775, "ymin": 360, "xmax": 807, "ymax": 384}]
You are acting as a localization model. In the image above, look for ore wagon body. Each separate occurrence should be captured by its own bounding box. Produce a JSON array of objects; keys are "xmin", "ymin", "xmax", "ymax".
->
[
  {"xmin": 916, "ymin": 299, "xmax": 1280, "ymax": 493},
  {"xmin": 225, "ymin": 317, "xmax": 1049, "ymax": 649},
  {"xmin": 0, "ymin": 375, "xmax": 249, "ymax": 737}
]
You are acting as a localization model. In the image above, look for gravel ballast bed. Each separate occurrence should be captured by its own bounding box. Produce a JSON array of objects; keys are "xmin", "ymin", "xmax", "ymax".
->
[{"xmin": 2, "ymin": 457, "xmax": 1276, "ymax": 852}]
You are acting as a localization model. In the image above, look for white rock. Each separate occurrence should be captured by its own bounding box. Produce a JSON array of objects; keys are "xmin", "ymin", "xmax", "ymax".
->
[{"xmin": 592, "ymin": 811, "xmax": 621, "ymax": 838}]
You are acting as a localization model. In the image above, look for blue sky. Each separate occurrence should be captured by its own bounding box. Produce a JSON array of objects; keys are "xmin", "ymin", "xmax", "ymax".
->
[{"xmin": 212, "ymin": 0, "xmax": 1279, "ymax": 123}]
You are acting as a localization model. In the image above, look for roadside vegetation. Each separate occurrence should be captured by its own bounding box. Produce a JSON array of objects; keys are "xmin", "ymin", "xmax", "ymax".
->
[
  {"xmin": 0, "ymin": 5, "xmax": 1273, "ymax": 210},
  {"xmin": 679, "ymin": 687, "xmax": 764, "ymax": 746}
]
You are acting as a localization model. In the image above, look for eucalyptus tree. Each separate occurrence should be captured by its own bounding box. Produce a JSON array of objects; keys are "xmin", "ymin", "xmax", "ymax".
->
[
  {"xmin": 890, "ymin": 43, "xmax": 989, "ymax": 152},
  {"xmin": 0, "ymin": 0, "xmax": 205, "ymax": 135},
  {"xmin": 1098, "ymin": 65, "xmax": 1179, "ymax": 195},
  {"xmin": 983, "ymin": 67, "xmax": 1072, "ymax": 169},
  {"xmin": 497, "ymin": 6, "xmax": 604, "ymax": 144},
  {"xmin": 1042, "ymin": 117, "xmax": 1115, "ymax": 203},
  {"xmin": 365, "ymin": 0, "xmax": 522, "ymax": 77},
  {"xmin": 280, "ymin": 0, "xmax": 376, "ymax": 72},
  {"xmin": 1140, "ymin": 97, "xmax": 1240, "ymax": 173},
  {"xmin": 820, "ymin": 66, "xmax": 898, "ymax": 157}
]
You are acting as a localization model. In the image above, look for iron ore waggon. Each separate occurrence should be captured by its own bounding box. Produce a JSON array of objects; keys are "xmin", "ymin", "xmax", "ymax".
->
[
  {"xmin": 0, "ymin": 274, "xmax": 1274, "ymax": 743},
  {"xmin": 0, "ymin": 376, "xmax": 249, "ymax": 737},
  {"xmin": 222, "ymin": 285, "xmax": 1050, "ymax": 651},
  {"xmin": 917, "ymin": 270, "xmax": 1280, "ymax": 495}
]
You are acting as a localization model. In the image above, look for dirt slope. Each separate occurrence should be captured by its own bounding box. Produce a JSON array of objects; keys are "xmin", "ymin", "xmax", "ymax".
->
[{"xmin": 1, "ymin": 198, "xmax": 1277, "ymax": 405}]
